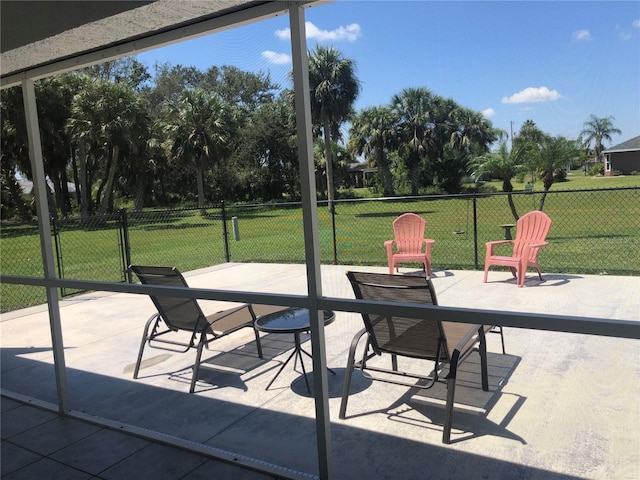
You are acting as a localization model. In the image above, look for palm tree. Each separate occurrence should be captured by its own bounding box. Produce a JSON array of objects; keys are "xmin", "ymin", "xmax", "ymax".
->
[
  {"xmin": 450, "ymin": 107, "xmax": 498, "ymax": 155},
  {"xmin": 308, "ymin": 46, "xmax": 360, "ymax": 210},
  {"xmin": 472, "ymin": 142, "xmax": 526, "ymax": 220},
  {"xmin": 440, "ymin": 106, "xmax": 498, "ymax": 193},
  {"xmin": 348, "ymin": 106, "xmax": 398, "ymax": 196},
  {"xmin": 515, "ymin": 119, "xmax": 547, "ymax": 147},
  {"xmin": 67, "ymin": 75, "xmax": 105, "ymax": 217},
  {"xmin": 390, "ymin": 87, "xmax": 436, "ymax": 195},
  {"xmin": 579, "ymin": 114, "xmax": 622, "ymax": 161},
  {"xmin": 164, "ymin": 89, "xmax": 232, "ymax": 211},
  {"xmin": 96, "ymin": 81, "xmax": 149, "ymax": 213},
  {"xmin": 534, "ymin": 136, "xmax": 579, "ymax": 210}
]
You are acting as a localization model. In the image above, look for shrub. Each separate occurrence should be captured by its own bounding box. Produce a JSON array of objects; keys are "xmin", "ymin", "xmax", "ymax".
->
[
  {"xmin": 554, "ymin": 169, "xmax": 567, "ymax": 182},
  {"xmin": 588, "ymin": 164, "xmax": 604, "ymax": 176},
  {"xmin": 419, "ymin": 185, "xmax": 445, "ymax": 196}
]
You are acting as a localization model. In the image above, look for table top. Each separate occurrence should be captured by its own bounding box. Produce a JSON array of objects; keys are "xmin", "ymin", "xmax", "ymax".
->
[{"xmin": 255, "ymin": 308, "xmax": 335, "ymax": 334}]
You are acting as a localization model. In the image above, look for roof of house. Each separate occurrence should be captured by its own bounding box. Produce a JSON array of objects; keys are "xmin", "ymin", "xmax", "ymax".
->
[
  {"xmin": 603, "ymin": 135, "xmax": 640, "ymax": 154},
  {"xmin": 348, "ymin": 162, "xmax": 377, "ymax": 173}
]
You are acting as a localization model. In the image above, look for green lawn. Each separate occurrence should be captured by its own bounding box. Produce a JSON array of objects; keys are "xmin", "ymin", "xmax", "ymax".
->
[
  {"xmin": 2, "ymin": 183, "xmax": 639, "ymax": 313},
  {"xmin": 483, "ymin": 170, "xmax": 640, "ymax": 191}
]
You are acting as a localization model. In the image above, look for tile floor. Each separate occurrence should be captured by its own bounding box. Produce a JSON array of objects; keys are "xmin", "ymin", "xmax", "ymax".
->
[{"xmin": 1, "ymin": 397, "xmax": 278, "ymax": 480}]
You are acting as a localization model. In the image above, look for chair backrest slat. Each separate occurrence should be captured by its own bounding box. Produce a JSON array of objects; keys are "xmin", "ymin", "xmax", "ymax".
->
[
  {"xmin": 347, "ymin": 271, "xmax": 447, "ymax": 361},
  {"xmin": 513, "ymin": 211, "xmax": 552, "ymax": 259},
  {"xmin": 130, "ymin": 265, "xmax": 206, "ymax": 332},
  {"xmin": 393, "ymin": 213, "xmax": 426, "ymax": 254}
]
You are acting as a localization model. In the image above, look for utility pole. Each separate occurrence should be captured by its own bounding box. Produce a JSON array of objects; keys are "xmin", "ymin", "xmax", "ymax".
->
[{"xmin": 510, "ymin": 120, "xmax": 515, "ymax": 151}]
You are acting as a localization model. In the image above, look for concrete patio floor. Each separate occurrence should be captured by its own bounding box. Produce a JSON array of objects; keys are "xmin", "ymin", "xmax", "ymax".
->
[{"xmin": 1, "ymin": 263, "xmax": 639, "ymax": 479}]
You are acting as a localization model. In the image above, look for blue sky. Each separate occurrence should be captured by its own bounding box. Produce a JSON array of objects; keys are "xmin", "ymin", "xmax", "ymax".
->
[{"xmin": 136, "ymin": 1, "xmax": 640, "ymax": 146}]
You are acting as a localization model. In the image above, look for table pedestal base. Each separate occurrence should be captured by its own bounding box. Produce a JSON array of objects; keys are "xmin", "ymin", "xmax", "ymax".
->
[{"xmin": 266, "ymin": 332, "xmax": 336, "ymax": 393}]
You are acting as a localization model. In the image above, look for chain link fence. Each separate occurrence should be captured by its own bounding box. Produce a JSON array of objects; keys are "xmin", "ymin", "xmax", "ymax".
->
[{"xmin": 2, "ymin": 187, "xmax": 638, "ymax": 313}]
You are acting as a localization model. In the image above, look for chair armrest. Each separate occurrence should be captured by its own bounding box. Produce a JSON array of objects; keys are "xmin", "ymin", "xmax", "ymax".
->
[
  {"xmin": 443, "ymin": 322, "xmax": 483, "ymax": 358},
  {"xmin": 527, "ymin": 241, "xmax": 549, "ymax": 249},
  {"xmin": 485, "ymin": 240, "xmax": 513, "ymax": 256},
  {"xmin": 520, "ymin": 241, "xmax": 549, "ymax": 259},
  {"xmin": 384, "ymin": 240, "xmax": 394, "ymax": 255},
  {"xmin": 424, "ymin": 239, "xmax": 435, "ymax": 256}
]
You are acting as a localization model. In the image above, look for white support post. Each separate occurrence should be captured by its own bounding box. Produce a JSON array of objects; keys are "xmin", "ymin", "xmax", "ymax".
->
[
  {"xmin": 22, "ymin": 78, "xmax": 70, "ymax": 413},
  {"xmin": 289, "ymin": 3, "xmax": 333, "ymax": 479}
]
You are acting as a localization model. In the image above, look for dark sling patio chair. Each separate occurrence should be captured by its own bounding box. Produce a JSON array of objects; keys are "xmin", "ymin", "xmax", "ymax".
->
[
  {"xmin": 341, "ymin": 271, "xmax": 491, "ymax": 444},
  {"xmin": 130, "ymin": 265, "xmax": 286, "ymax": 393}
]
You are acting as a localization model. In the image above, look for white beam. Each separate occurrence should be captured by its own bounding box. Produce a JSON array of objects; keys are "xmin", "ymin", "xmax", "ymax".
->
[
  {"xmin": 289, "ymin": 3, "xmax": 333, "ymax": 479},
  {"xmin": 21, "ymin": 78, "xmax": 70, "ymax": 412}
]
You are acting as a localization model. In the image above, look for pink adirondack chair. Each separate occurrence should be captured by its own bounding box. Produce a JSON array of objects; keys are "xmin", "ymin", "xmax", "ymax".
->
[
  {"xmin": 385, "ymin": 213, "xmax": 435, "ymax": 276},
  {"xmin": 483, "ymin": 211, "xmax": 552, "ymax": 287}
]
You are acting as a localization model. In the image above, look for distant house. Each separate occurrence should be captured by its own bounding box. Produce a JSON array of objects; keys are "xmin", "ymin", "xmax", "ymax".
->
[
  {"xmin": 19, "ymin": 178, "xmax": 76, "ymax": 196},
  {"xmin": 602, "ymin": 135, "xmax": 640, "ymax": 176},
  {"xmin": 347, "ymin": 162, "xmax": 377, "ymax": 188}
]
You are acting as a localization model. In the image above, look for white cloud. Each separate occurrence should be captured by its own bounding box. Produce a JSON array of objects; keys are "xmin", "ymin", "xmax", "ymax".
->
[
  {"xmin": 275, "ymin": 27, "xmax": 290, "ymax": 40},
  {"xmin": 501, "ymin": 87, "xmax": 561, "ymax": 104},
  {"xmin": 619, "ymin": 32, "xmax": 632, "ymax": 41},
  {"xmin": 633, "ymin": 19, "xmax": 640, "ymax": 28},
  {"xmin": 572, "ymin": 29, "xmax": 591, "ymax": 41},
  {"xmin": 482, "ymin": 108, "xmax": 496, "ymax": 118},
  {"xmin": 261, "ymin": 50, "xmax": 291, "ymax": 65},
  {"xmin": 275, "ymin": 22, "xmax": 361, "ymax": 42}
]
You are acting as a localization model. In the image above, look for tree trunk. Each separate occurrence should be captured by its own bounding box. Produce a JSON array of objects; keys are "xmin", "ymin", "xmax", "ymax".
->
[
  {"xmin": 99, "ymin": 144, "xmax": 119, "ymax": 214},
  {"xmin": 377, "ymin": 150, "xmax": 394, "ymax": 196},
  {"xmin": 134, "ymin": 173, "xmax": 145, "ymax": 212},
  {"xmin": 538, "ymin": 173, "xmax": 553, "ymax": 211},
  {"xmin": 78, "ymin": 141, "xmax": 89, "ymax": 220},
  {"xmin": 322, "ymin": 115, "xmax": 334, "ymax": 211},
  {"xmin": 70, "ymin": 146, "xmax": 81, "ymax": 216},
  {"xmin": 196, "ymin": 157, "xmax": 205, "ymax": 215},
  {"xmin": 502, "ymin": 180, "xmax": 520, "ymax": 221},
  {"xmin": 59, "ymin": 168, "xmax": 72, "ymax": 217},
  {"xmin": 507, "ymin": 194, "xmax": 520, "ymax": 221},
  {"xmin": 538, "ymin": 190, "xmax": 548, "ymax": 211},
  {"xmin": 408, "ymin": 153, "xmax": 420, "ymax": 195}
]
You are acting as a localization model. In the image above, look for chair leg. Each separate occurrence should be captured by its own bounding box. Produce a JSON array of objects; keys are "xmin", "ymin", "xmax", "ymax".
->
[
  {"xmin": 254, "ymin": 326, "xmax": 263, "ymax": 359},
  {"xmin": 517, "ymin": 260, "xmax": 526, "ymax": 287},
  {"xmin": 535, "ymin": 266, "xmax": 544, "ymax": 281},
  {"xmin": 424, "ymin": 259, "xmax": 431, "ymax": 278},
  {"xmin": 190, "ymin": 333, "xmax": 207, "ymax": 393},
  {"xmin": 478, "ymin": 329, "xmax": 489, "ymax": 391},
  {"xmin": 483, "ymin": 263, "xmax": 490, "ymax": 283},
  {"xmin": 339, "ymin": 328, "xmax": 366, "ymax": 419},
  {"xmin": 391, "ymin": 353, "xmax": 398, "ymax": 371},
  {"xmin": 443, "ymin": 352, "xmax": 460, "ymax": 444},
  {"xmin": 133, "ymin": 314, "xmax": 158, "ymax": 379},
  {"xmin": 494, "ymin": 326, "xmax": 506, "ymax": 354}
]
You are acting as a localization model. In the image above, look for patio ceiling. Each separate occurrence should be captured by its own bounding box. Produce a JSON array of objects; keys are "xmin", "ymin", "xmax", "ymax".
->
[{"xmin": 0, "ymin": 0, "xmax": 322, "ymax": 87}]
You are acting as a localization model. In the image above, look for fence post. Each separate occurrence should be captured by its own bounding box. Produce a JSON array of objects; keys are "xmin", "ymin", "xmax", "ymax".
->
[
  {"xmin": 473, "ymin": 194, "xmax": 479, "ymax": 270},
  {"xmin": 120, "ymin": 208, "xmax": 132, "ymax": 283},
  {"xmin": 51, "ymin": 215, "xmax": 65, "ymax": 296},
  {"xmin": 221, "ymin": 201, "xmax": 231, "ymax": 262},
  {"xmin": 331, "ymin": 202, "xmax": 338, "ymax": 265}
]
